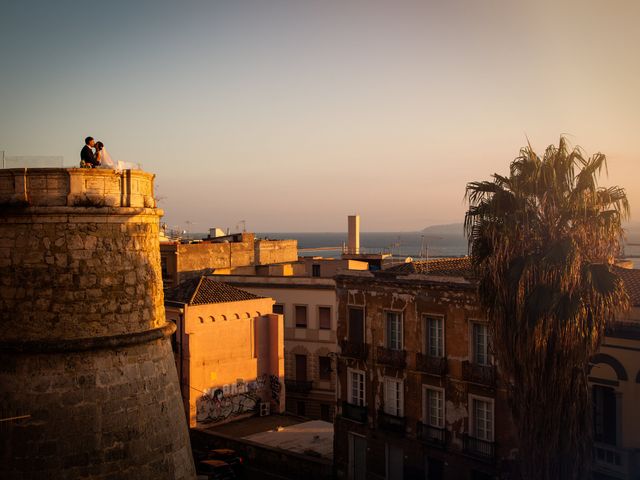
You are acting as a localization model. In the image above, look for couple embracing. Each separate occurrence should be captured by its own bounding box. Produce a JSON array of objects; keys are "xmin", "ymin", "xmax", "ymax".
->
[{"xmin": 80, "ymin": 136, "xmax": 135, "ymax": 170}]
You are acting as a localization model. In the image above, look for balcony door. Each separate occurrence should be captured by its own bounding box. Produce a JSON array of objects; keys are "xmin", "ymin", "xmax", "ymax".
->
[
  {"xmin": 593, "ymin": 385, "xmax": 617, "ymax": 445},
  {"xmin": 386, "ymin": 444, "xmax": 403, "ymax": 480},
  {"xmin": 349, "ymin": 433, "xmax": 367, "ymax": 480},
  {"xmin": 348, "ymin": 307, "xmax": 365, "ymax": 343},
  {"xmin": 295, "ymin": 354, "xmax": 307, "ymax": 382}
]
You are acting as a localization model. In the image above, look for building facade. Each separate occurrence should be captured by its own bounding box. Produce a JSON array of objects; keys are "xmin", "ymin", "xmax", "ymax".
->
[
  {"xmin": 589, "ymin": 267, "xmax": 640, "ymax": 479},
  {"xmin": 333, "ymin": 258, "xmax": 640, "ymax": 480},
  {"xmin": 334, "ymin": 259, "xmax": 516, "ymax": 480},
  {"xmin": 209, "ymin": 257, "xmax": 369, "ymax": 422},
  {"xmin": 165, "ymin": 277, "xmax": 285, "ymax": 428}
]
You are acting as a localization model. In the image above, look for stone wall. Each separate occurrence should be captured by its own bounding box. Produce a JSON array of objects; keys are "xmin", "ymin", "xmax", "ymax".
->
[
  {"xmin": 0, "ymin": 168, "xmax": 195, "ymax": 479},
  {"xmin": 254, "ymin": 239, "xmax": 298, "ymax": 265},
  {"xmin": 160, "ymin": 237, "xmax": 298, "ymax": 289},
  {"xmin": 1, "ymin": 339, "xmax": 193, "ymax": 479}
]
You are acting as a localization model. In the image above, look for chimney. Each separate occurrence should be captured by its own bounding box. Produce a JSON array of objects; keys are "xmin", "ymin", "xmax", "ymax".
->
[{"xmin": 348, "ymin": 215, "xmax": 360, "ymax": 254}]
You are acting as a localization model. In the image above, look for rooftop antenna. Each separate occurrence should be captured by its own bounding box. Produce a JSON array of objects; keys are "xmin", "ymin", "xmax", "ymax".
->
[
  {"xmin": 235, "ymin": 220, "xmax": 246, "ymax": 233},
  {"xmin": 184, "ymin": 220, "xmax": 196, "ymax": 240}
]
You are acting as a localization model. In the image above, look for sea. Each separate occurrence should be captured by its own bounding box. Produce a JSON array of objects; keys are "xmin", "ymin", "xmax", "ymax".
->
[
  {"xmin": 257, "ymin": 232, "xmax": 467, "ymax": 260},
  {"xmin": 255, "ymin": 232, "xmax": 640, "ymax": 267}
]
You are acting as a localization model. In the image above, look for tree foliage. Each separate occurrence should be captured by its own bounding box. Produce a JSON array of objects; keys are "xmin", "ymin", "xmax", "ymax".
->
[{"xmin": 464, "ymin": 137, "xmax": 629, "ymax": 479}]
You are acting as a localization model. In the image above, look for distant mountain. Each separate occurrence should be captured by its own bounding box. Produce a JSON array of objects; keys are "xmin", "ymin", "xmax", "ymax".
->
[
  {"xmin": 421, "ymin": 223, "xmax": 465, "ymax": 237},
  {"xmin": 420, "ymin": 222, "xmax": 640, "ymax": 242}
]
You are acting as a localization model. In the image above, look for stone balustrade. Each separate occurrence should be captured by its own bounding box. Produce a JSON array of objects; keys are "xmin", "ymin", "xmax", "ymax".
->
[{"xmin": 0, "ymin": 167, "xmax": 156, "ymax": 208}]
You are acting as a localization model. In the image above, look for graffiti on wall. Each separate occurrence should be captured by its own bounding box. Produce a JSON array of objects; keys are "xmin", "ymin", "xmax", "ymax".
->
[
  {"xmin": 196, "ymin": 375, "xmax": 282, "ymax": 424},
  {"xmin": 269, "ymin": 374, "xmax": 281, "ymax": 406}
]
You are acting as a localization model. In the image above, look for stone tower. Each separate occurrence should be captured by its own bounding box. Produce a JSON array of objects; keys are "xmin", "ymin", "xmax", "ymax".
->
[{"xmin": 0, "ymin": 168, "xmax": 196, "ymax": 479}]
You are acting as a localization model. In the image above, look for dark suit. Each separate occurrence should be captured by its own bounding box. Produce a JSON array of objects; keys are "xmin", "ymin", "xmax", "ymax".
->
[{"xmin": 80, "ymin": 145, "xmax": 98, "ymax": 167}]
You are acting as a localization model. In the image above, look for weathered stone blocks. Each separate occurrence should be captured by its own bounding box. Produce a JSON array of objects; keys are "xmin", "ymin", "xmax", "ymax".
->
[{"xmin": 0, "ymin": 168, "xmax": 195, "ymax": 479}]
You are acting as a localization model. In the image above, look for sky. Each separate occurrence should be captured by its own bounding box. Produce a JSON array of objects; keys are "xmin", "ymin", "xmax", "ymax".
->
[{"xmin": 1, "ymin": 0, "xmax": 639, "ymax": 232}]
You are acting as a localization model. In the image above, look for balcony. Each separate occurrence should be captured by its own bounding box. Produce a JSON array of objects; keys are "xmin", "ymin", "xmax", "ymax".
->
[
  {"xmin": 341, "ymin": 401, "xmax": 368, "ymax": 423},
  {"xmin": 376, "ymin": 346, "xmax": 407, "ymax": 368},
  {"xmin": 416, "ymin": 353, "xmax": 447, "ymax": 376},
  {"xmin": 463, "ymin": 434, "xmax": 495, "ymax": 462},
  {"xmin": 340, "ymin": 341, "xmax": 370, "ymax": 360},
  {"xmin": 284, "ymin": 379, "xmax": 313, "ymax": 394},
  {"xmin": 462, "ymin": 361, "xmax": 496, "ymax": 387},
  {"xmin": 593, "ymin": 442, "xmax": 635, "ymax": 478},
  {"xmin": 377, "ymin": 410, "xmax": 406, "ymax": 434},
  {"xmin": 417, "ymin": 422, "xmax": 447, "ymax": 448}
]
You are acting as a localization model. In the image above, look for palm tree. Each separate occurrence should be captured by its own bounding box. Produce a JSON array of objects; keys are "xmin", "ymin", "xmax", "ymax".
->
[{"xmin": 464, "ymin": 137, "xmax": 629, "ymax": 479}]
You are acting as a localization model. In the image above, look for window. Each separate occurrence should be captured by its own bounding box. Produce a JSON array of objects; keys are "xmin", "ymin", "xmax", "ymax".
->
[
  {"xmin": 319, "ymin": 356, "xmax": 332, "ymax": 381},
  {"xmin": 297, "ymin": 401, "xmax": 306, "ymax": 417},
  {"xmin": 312, "ymin": 264, "xmax": 321, "ymax": 277},
  {"xmin": 160, "ymin": 256, "xmax": 168, "ymax": 279},
  {"xmin": 319, "ymin": 306, "xmax": 332, "ymax": 330},
  {"xmin": 471, "ymin": 397, "xmax": 493, "ymax": 441},
  {"xmin": 383, "ymin": 378, "xmax": 404, "ymax": 417},
  {"xmin": 472, "ymin": 323, "xmax": 489, "ymax": 365},
  {"xmin": 386, "ymin": 312, "xmax": 403, "ymax": 350},
  {"xmin": 295, "ymin": 354, "xmax": 307, "ymax": 381},
  {"xmin": 273, "ymin": 303, "xmax": 284, "ymax": 314},
  {"xmin": 348, "ymin": 307, "xmax": 365, "ymax": 343},
  {"xmin": 423, "ymin": 387, "xmax": 444, "ymax": 428},
  {"xmin": 425, "ymin": 315, "xmax": 444, "ymax": 357},
  {"xmin": 348, "ymin": 369, "xmax": 365, "ymax": 406},
  {"xmin": 593, "ymin": 385, "xmax": 617, "ymax": 445},
  {"xmin": 295, "ymin": 305, "xmax": 308, "ymax": 328},
  {"xmin": 320, "ymin": 404, "xmax": 331, "ymax": 422}
]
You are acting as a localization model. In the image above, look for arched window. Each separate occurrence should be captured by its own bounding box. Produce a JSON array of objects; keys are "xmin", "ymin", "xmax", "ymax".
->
[{"xmin": 589, "ymin": 353, "xmax": 628, "ymax": 381}]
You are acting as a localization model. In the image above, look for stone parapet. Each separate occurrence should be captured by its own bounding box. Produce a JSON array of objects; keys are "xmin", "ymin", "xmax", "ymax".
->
[{"xmin": 0, "ymin": 168, "xmax": 156, "ymax": 208}]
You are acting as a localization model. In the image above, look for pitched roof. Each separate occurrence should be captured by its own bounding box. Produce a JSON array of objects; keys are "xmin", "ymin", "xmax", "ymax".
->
[
  {"xmin": 165, "ymin": 276, "xmax": 263, "ymax": 305},
  {"xmin": 614, "ymin": 266, "xmax": 640, "ymax": 306},
  {"xmin": 385, "ymin": 257, "xmax": 473, "ymax": 277},
  {"xmin": 386, "ymin": 259, "xmax": 640, "ymax": 305}
]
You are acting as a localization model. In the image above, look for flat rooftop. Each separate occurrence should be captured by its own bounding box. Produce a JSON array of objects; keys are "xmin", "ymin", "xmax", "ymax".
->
[
  {"xmin": 201, "ymin": 415, "xmax": 333, "ymax": 460},
  {"xmin": 244, "ymin": 420, "xmax": 333, "ymax": 460}
]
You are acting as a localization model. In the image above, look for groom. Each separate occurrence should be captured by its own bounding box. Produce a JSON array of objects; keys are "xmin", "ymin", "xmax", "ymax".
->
[{"xmin": 80, "ymin": 136, "xmax": 100, "ymax": 168}]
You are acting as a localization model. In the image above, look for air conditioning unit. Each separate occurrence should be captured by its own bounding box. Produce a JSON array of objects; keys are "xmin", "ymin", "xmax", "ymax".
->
[{"xmin": 259, "ymin": 402, "xmax": 270, "ymax": 417}]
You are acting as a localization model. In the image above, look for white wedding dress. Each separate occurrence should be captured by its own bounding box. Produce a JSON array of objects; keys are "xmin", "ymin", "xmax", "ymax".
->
[{"xmin": 99, "ymin": 148, "xmax": 137, "ymax": 171}]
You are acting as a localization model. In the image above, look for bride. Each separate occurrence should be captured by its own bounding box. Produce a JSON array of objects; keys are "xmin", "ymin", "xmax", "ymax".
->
[{"xmin": 95, "ymin": 141, "xmax": 138, "ymax": 170}]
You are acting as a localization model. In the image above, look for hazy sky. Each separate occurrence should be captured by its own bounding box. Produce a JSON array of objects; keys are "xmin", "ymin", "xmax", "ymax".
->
[{"xmin": 1, "ymin": 0, "xmax": 639, "ymax": 232}]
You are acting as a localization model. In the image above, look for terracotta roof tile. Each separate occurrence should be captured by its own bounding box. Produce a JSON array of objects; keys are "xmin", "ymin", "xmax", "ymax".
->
[
  {"xmin": 385, "ymin": 257, "xmax": 472, "ymax": 277},
  {"xmin": 165, "ymin": 276, "xmax": 263, "ymax": 305},
  {"xmin": 613, "ymin": 266, "xmax": 640, "ymax": 306}
]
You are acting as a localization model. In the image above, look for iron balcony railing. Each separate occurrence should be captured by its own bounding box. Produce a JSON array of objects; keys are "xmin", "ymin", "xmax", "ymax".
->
[
  {"xmin": 462, "ymin": 361, "xmax": 496, "ymax": 387},
  {"xmin": 593, "ymin": 442, "xmax": 633, "ymax": 477},
  {"xmin": 463, "ymin": 434, "xmax": 495, "ymax": 462},
  {"xmin": 376, "ymin": 346, "xmax": 407, "ymax": 368},
  {"xmin": 377, "ymin": 410, "xmax": 406, "ymax": 434},
  {"xmin": 284, "ymin": 379, "xmax": 313, "ymax": 394},
  {"xmin": 341, "ymin": 401, "xmax": 368, "ymax": 423},
  {"xmin": 417, "ymin": 422, "xmax": 447, "ymax": 448},
  {"xmin": 415, "ymin": 353, "xmax": 447, "ymax": 376},
  {"xmin": 340, "ymin": 341, "xmax": 370, "ymax": 360}
]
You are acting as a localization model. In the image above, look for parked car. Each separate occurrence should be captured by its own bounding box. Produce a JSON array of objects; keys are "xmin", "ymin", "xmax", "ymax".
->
[
  {"xmin": 205, "ymin": 448, "xmax": 244, "ymax": 470},
  {"xmin": 197, "ymin": 459, "xmax": 236, "ymax": 480}
]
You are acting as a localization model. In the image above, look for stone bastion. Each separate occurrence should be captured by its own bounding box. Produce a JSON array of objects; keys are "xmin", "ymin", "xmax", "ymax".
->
[{"xmin": 0, "ymin": 168, "xmax": 196, "ymax": 479}]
